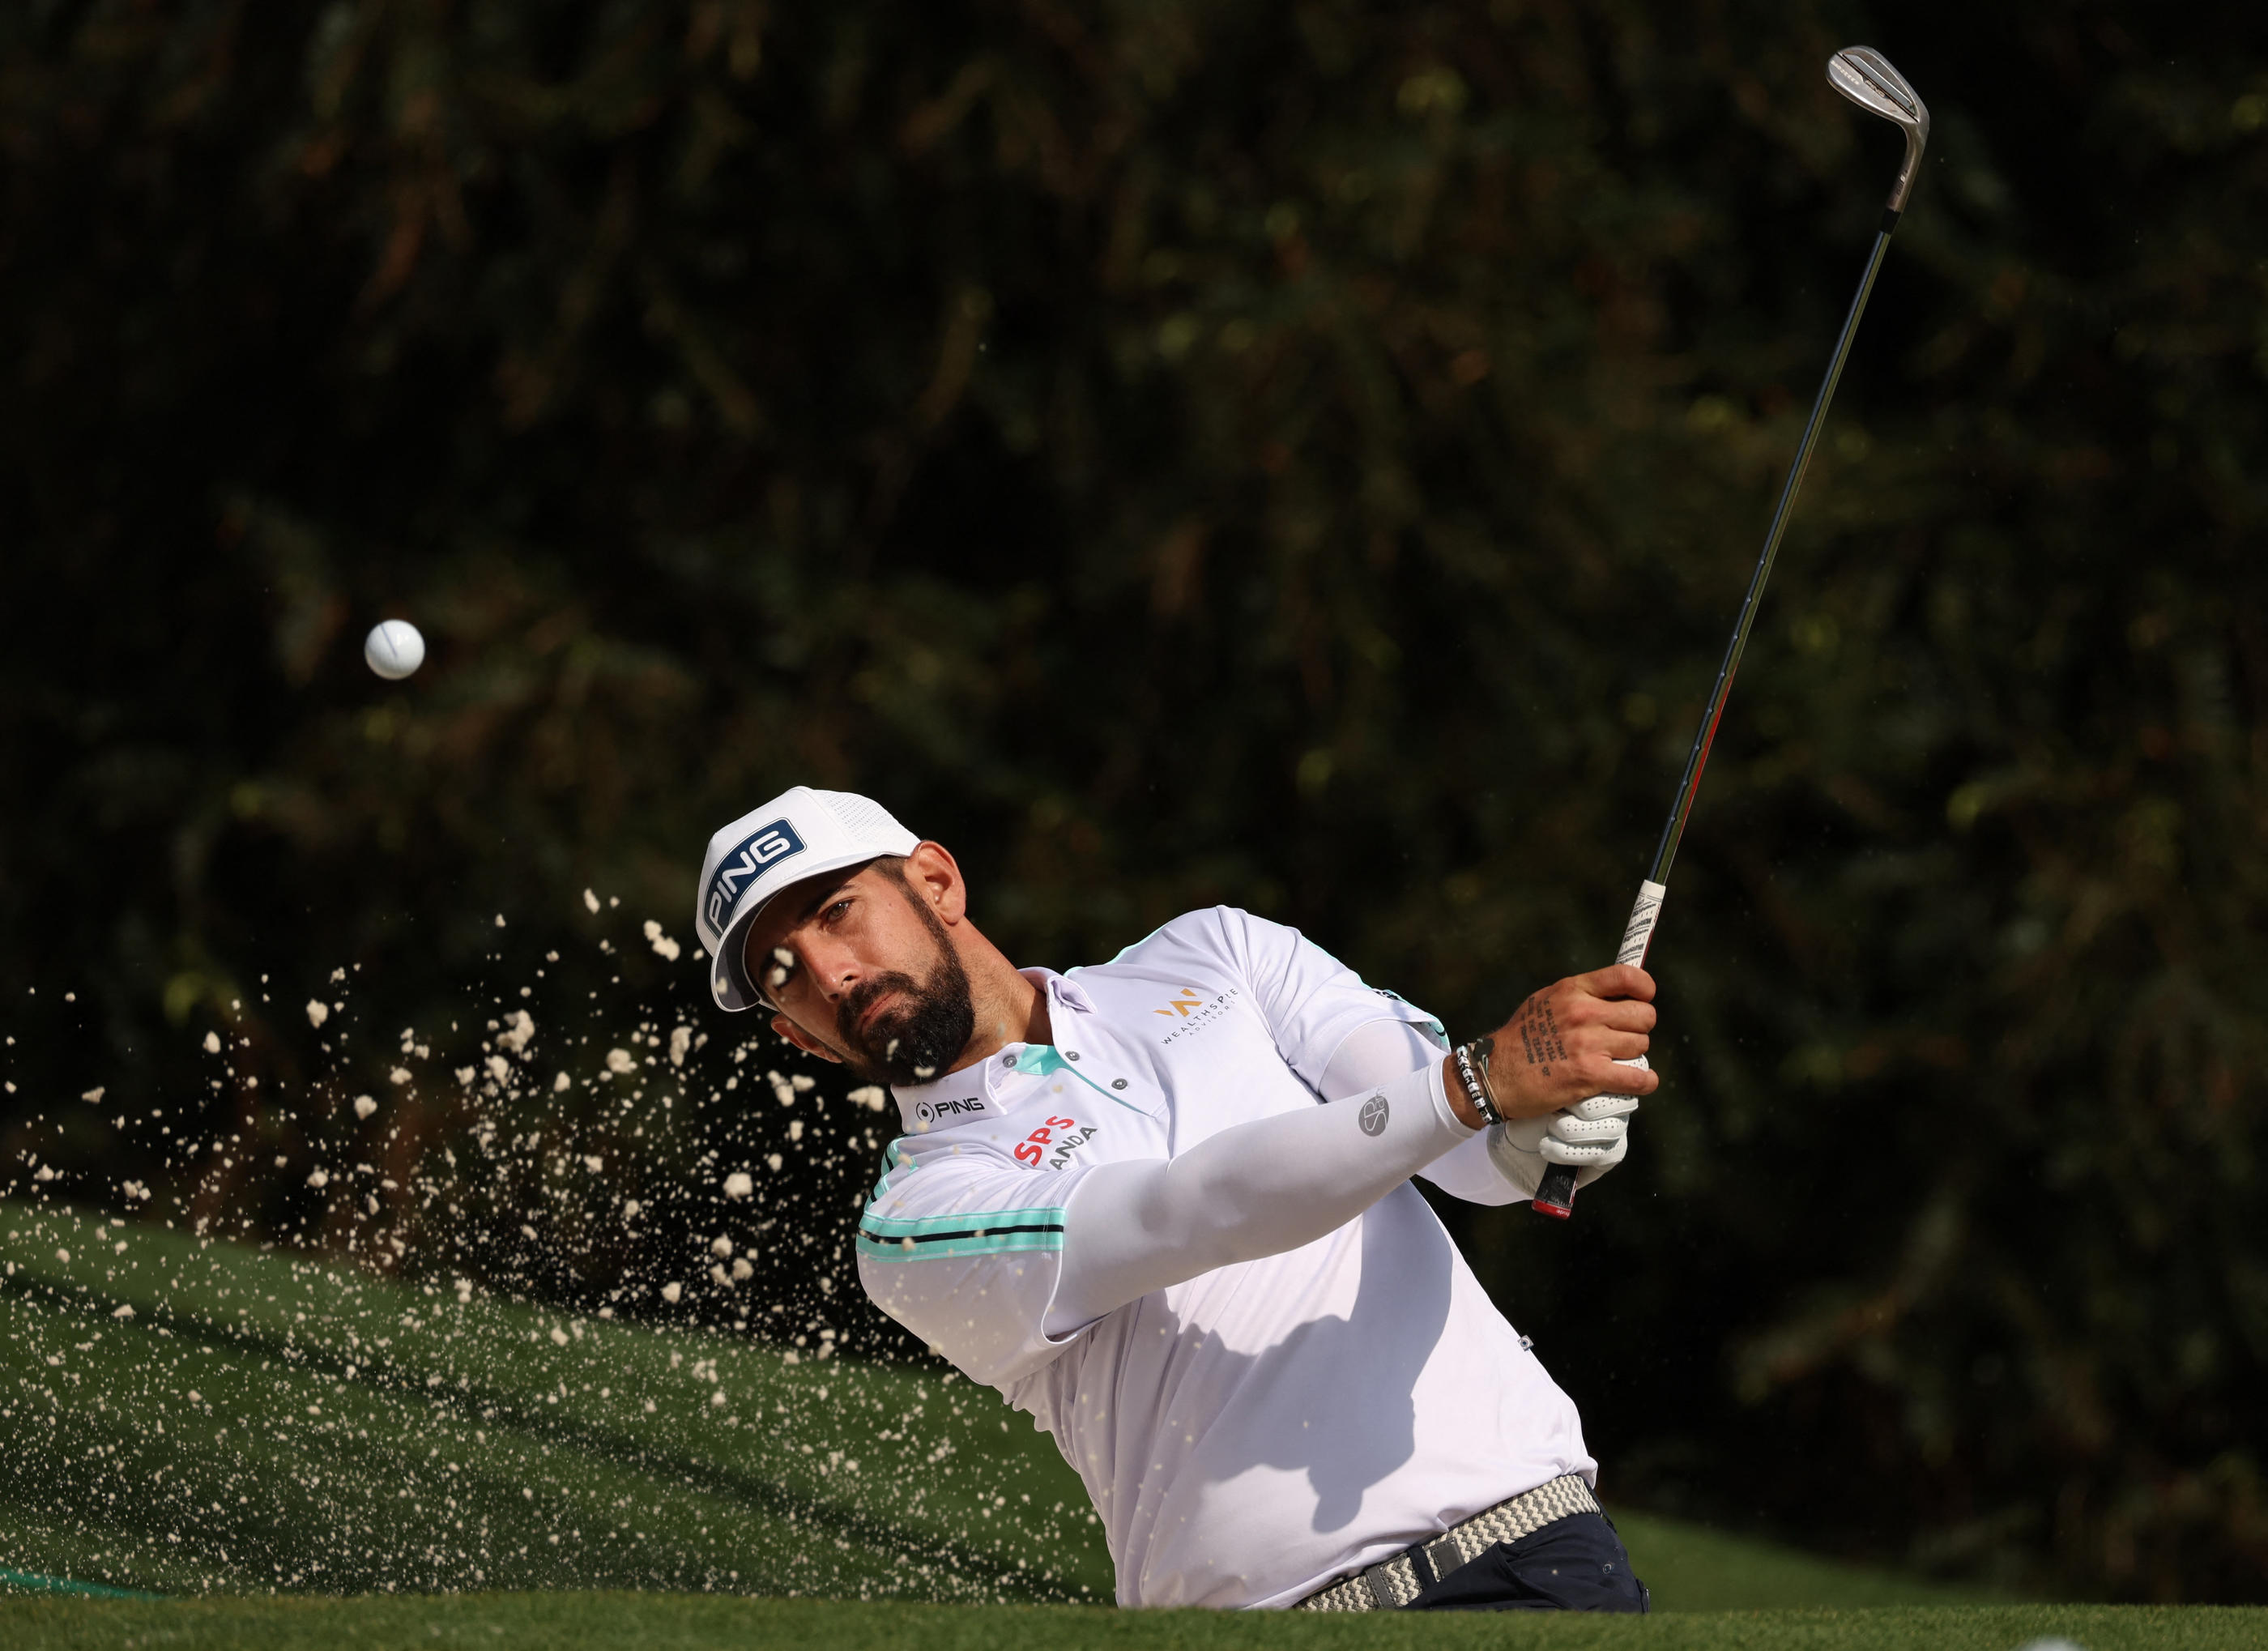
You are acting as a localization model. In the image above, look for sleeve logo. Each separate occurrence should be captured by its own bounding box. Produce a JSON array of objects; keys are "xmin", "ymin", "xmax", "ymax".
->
[
  {"xmin": 1358, "ymin": 1093, "xmax": 1390, "ymax": 1137},
  {"xmin": 704, "ymin": 818, "xmax": 808, "ymax": 932}
]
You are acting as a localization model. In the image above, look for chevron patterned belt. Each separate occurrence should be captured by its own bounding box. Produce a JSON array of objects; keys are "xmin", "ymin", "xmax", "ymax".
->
[{"xmin": 1293, "ymin": 1474, "xmax": 1601, "ymax": 1611}]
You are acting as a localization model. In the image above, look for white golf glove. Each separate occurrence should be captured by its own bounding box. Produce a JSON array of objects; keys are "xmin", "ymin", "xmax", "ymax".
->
[{"xmin": 1485, "ymin": 1057, "xmax": 1644, "ymax": 1197}]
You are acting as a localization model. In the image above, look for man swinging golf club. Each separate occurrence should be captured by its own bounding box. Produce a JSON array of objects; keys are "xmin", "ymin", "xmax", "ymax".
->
[
  {"xmin": 690, "ymin": 38, "xmax": 1929, "ymax": 1615},
  {"xmin": 694, "ymin": 786, "xmax": 1656, "ymax": 1611}
]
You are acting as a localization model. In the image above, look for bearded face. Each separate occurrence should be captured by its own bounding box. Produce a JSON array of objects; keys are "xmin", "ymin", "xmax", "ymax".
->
[{"xmin": 825, "ymin": 889, "xmax": 975, "ymax": 1086}]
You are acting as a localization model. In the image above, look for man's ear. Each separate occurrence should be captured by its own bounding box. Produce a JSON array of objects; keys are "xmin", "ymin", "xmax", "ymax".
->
[
  {"xmin": 906, "ymin": 840, "xmax": 967, "ymax": 924},
  {"xmin": 771, "ymin": 1013, "xmax": 842, "ymax": 1064}
]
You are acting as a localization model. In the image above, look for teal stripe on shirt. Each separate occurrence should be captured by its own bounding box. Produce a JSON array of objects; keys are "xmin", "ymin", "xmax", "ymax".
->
[
  {"xmin": 862, "ymin": 1203, "xmax": 1067, "ymax": 1238},
  {"xmin": 869, "ymin": 1140, "xmax": 913, "ymax": 1202},
  {"xmin": 856, "ymin": 1227, "xmax": 1064, "ymax": 1263}
]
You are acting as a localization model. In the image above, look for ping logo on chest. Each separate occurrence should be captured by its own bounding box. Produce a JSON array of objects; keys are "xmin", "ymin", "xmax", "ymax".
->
[
  {"xmin": 912, "ymin": 1096, "xmax": 988, "ymax": 1128},
  {"xmin": 703, "ymin": 818, "xmax": 808, "ymax": 931}
]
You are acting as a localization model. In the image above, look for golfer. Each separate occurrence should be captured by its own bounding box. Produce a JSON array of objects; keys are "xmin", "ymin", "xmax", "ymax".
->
[{"xmin": 695, "ymin": 787, "xmax": 1658, "ymax": 1611}]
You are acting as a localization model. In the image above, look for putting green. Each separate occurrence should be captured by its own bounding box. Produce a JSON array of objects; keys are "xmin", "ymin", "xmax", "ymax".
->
[
  {"xmin": 4, "ymin": 1595, "xmax": 2266, "ymax": 1650},
  {"xmin": 2, "ymin": 1200, "xmax": 2028, "ymax": 1623}
]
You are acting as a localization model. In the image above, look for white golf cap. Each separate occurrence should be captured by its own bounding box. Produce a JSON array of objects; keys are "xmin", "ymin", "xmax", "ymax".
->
[{"xmin": 694, "ymin": 787, "xmax": 921, "ymax": 1012}]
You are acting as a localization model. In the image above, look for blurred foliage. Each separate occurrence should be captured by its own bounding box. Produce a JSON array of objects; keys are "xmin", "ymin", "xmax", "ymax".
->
[{"xmin": 3, "ymin": 0, "xmax": 2267, "ymax": 1604}]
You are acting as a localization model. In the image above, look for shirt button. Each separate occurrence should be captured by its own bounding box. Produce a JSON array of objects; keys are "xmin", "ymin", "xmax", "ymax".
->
[
  {"xmin": 1064, "ymin": 1051, "xmax": 1080, "ymax": 1061},
  {"xmin": 1002, "ymin": 1054, "xmax": 1014, "ymax": 1066},
  {"xmin": 1112, "ymin": 1079, "xmax": 1128, "ymax": 1090}
]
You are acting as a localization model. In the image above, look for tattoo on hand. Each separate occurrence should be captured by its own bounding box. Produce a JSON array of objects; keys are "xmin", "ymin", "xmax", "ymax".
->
[{"xmin": 1515, "ymin": 995, "xmax": 1567, "ymax": 1073}]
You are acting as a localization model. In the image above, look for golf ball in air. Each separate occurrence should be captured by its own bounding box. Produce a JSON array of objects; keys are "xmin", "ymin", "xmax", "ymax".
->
[{"xmin": 364, "ymin": 619, "xmax": 425, "ymax": 680}]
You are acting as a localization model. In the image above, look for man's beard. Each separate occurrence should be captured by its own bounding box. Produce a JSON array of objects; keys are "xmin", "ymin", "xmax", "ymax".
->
[{"xmin": 832, "ymin": 903, "xmax": 975, "ymax": 1088}]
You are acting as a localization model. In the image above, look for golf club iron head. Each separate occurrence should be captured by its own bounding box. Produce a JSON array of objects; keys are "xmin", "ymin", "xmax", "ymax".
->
[{"xmin": 1828, "ymin": 46, "xmax": 1930, "ymax": 213}]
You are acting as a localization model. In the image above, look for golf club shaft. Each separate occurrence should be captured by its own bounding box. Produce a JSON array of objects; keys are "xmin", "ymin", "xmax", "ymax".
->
[{"xmin": 1531, "ymin": 221, "xmax": 1899, "ymax": 1220}]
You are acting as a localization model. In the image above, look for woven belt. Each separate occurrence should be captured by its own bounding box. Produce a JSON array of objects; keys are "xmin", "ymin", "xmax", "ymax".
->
[{"xmin": 1294, "ymin": 1474, "xmax": 1600, "ymax": 1611}]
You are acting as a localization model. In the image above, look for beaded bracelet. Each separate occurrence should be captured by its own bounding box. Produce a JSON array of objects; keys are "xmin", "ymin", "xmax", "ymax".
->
[
  {"xmin": 1450, "ymin": 1039, "xmax": 1505, "ymax": 1128},
  {"xmin": 1469, "ymin": 1036, "xmax": 1507, "ymax": 1121}
]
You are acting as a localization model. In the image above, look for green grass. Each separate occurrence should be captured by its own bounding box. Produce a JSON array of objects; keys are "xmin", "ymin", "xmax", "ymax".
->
[
  {"xmin": 3, "ymin": 1595, "xmax": 2265, "ymax": 1650},
  {"xmin": 0, "ymin": 1200, "xmax": 1102, "ymax": 1603},
  {"xmin": 1611, "ymin": 1512, "xmax": 1975, "ymax": 1612},
  {"xmin": 8, "ymin": 1197, "xmax": 2215, "ymax": 1651}
]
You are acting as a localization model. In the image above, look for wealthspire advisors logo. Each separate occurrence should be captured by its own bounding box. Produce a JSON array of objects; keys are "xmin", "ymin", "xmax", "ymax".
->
[{"xmin": 1153, "ymin": 983, "xmax": 1240, "ymax": 1046}]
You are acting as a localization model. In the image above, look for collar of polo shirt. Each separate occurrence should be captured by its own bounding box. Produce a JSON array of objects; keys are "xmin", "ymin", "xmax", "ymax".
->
[{"xmin": 889, "ymin": 971, "xmax": 1123, "ymax": 1133}]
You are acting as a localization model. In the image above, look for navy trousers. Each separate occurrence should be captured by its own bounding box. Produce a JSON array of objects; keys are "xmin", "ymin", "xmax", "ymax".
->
[{"xmin": 1403, "ymin": 1511, "xmax": 1650, "ymax": 1612}]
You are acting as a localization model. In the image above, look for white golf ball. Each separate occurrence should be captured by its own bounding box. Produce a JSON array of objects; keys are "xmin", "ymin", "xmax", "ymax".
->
[{"xmin": 364, "ymin": 619, "xmax": 425, "ymax": 680}]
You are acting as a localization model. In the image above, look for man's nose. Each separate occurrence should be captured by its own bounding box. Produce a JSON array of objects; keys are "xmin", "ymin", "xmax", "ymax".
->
[{"xmin": 799, "ymin": 936, "xmax": 858, "ymax": 1000}]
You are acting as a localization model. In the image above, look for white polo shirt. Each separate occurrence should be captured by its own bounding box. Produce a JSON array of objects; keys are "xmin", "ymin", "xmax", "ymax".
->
[{"xmin": 856, "ymin": 907, "xmax": 1595, "ymax": 1609}]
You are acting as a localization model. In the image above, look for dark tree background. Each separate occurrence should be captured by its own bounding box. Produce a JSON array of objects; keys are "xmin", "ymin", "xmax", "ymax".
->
[{"xmin": 5, "ymin": 0, "xmax": 2267, "ymax": 1602}]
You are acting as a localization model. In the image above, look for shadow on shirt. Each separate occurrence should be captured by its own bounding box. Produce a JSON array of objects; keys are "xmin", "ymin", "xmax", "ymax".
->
[{"xmin": 1160, "ymin": 1184, "xmax": 1455, "ymax": 1532}]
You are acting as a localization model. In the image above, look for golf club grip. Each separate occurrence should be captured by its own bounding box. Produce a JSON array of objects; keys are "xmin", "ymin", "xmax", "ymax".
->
[
  {"xmin": 1531, "ymin": 880, "xmax": 1667, "ymax": 1219},
  {"xmin": 1530, "ymin": 1163, "xmax": 1580, "ymax": 1219}
]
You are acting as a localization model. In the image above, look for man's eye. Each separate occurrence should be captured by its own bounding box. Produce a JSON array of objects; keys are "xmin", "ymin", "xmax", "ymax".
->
[{"xmin": 824, "ymin": 898, "xmax": 853, "ymax": 923}]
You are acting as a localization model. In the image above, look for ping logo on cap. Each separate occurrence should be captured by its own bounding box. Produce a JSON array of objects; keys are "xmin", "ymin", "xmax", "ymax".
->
[{"xmin": 705, "ymin": 819, "xmax": 808, "ymax": 932}]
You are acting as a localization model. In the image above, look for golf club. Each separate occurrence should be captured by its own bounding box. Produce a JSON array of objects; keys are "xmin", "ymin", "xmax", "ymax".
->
[{"xmin": 1531, "ymin": 46, "xmax": 1930, "ymax": 1219}]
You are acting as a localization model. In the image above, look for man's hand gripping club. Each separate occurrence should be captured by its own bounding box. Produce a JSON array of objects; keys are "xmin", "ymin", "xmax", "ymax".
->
[{"xmin": 1438, "ymin": 964, "xmax": 1658, "ymax": 1199}]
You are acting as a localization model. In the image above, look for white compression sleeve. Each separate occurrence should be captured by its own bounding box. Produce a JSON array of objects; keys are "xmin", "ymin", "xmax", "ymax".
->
[
  {"xmin": 1042, "ymin": 1060, "xmax": 1478, "ymax": 1337},
  {"xmin": 1319, "ymin": 1017, "xmax": 1522, "ymax": 1207},
  {"xmin": 1316, "ymin": 1015, "xmax": 1443, "ymax": 1100}
]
